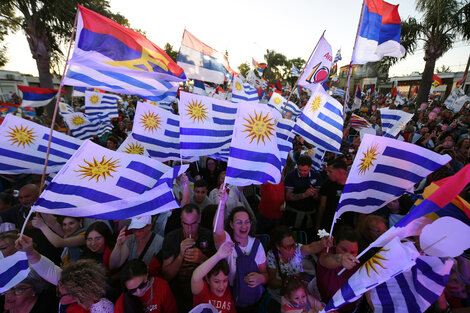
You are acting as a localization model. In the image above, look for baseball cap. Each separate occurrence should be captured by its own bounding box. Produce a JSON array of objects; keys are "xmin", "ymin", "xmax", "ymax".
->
[{"xmin": 128, "ymin": 216, "xmax": 152, "ymax": 230}]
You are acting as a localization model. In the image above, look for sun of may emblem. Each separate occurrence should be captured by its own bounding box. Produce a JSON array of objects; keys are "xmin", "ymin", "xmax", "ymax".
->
[
  {"xmin": 75, "ymin": 156, "xmax": 119, "ymax": 182},
  {"xmin": 310, "ymin": 95, "xmax": 323, "ymax": 113},
  {"xmin": 358, "ymin": 144, "xmax": 379, "ymax": 175},
  {"xmin": 139, "ymin": 111, "xmax": 162, "ymax": 132},
  {"xmin": 186, "ymin": 99, "xmax": 209, "ymax": 123},
  {"xmin": 242, "ymin": 110, "xmax": 275, "ymax": 145},
  {"xmin": 359, "ymin": 248, "xmax": 389, "ymax": 277},
  {"xmin": 7, "ymin": 125, "xmax": 36, "ymax": 148},
  {"xmin": 71, "ymin": 115, "xmax": 86, "ymax": 126},
  {"xmin": 60, "ymin": 104, "xmax": 66, "ymax": 111},
  {"xmin": 90, "ymin": 95, "xmax": 100, "ymax": 104},
  {"xmin": 235, "ymin": 81, "xmax": 243, "ymax": 91},
  {"xmin": 274, "ymin": 97, "xmax": 282, "ymax": 105},
  {"xmin": 123, "ymin": 142, "xmax": 145, "ymax": 155}
]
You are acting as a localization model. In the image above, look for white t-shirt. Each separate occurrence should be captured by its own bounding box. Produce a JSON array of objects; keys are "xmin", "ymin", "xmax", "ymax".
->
[{"xmin": 222, "ymin": 231, "xmax": 266, "ymax": 285}]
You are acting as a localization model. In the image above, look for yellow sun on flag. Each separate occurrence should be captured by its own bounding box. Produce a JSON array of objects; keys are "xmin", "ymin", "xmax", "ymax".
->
[
  {"xmin": 242, "ymin": 110, "xmax": 275, "ymax": 145},
  {"xmin": 75, "ymin": 156, "xmax": 119, "ymax": 182},
  {"xmin": 359, "ymin": 248, "xmax": 389, "ymax": 277},
  {"xmin": 186, "ymin": 99, "xmax": 209, "ymax": 123},
  {"xmin": 123, "ymin": 142, "xmax": 145, "ymax": 155},
  {"xmin": 358, "ymin": 144, "xmax": 379, "ymax": 175},
  {"xmin": 150, "ymin": 101, "xmax": 157, "ymax": 106},
  {"xmin": 71, "ymin": 115, "xmax": 86, "ymax": 126},
  {"xmin": 274, "ymin": 97, "xmax": 281, "ymax": 105},
  {"xmin": 235, "ymin": 81, "xmax": 243, "ymax": 91},
  {"xmin": 310, "ymin": 96, "xmax": 323, "ymax": 113},
  {"xmin": 60, "ymin": 104, "xmax": 66, "ymax": 111},
  {"xmin": 139, "ymin": 111, "xmax": 162, "ymax": 133},
  {"xmin": 90, "ymin": 95, "xmax": 100, "ymax": 104},
  {"xmin": 7, "ymin": 125, "xmax": 36, "ymax": 148}
]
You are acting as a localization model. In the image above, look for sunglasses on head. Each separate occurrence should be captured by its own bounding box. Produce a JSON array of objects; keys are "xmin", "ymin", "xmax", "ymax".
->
[{"xmin": 126, "ymin": 279, "xmax": 149, "ymax": 294}]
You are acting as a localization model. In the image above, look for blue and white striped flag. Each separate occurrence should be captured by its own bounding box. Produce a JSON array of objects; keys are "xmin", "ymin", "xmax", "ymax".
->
[
  {"xmin": 133, "ymin": 101, "xmax": 188, "ymax": 162},
  {"xmin": 335, "ymin": 134, "xmax": 451, "ymax": 221},
  {"xmin": 33, "ymin": 140, "xmax": 188, "ymax": 220},
  {"xmin": 322, "ymin": 238, "xmax": 419, "ymax": 313},
  {"xmin": 268, "ymin": 93, "xmax": 302, "ymax": 118},
  {"xmin": 117, "ymin": 132, "xmax": 150, "ymax": 157},
  {"xmin": 59, "ymin": 102, "xmax": 75, "ymax": 115},
  {"xmin": 276, "ymin": 118, "xmax": 295, "ymax": 169},
  {"xmin": 291, "ymin": 65, "xmax": 301, "ymax": 77},
  {"xmin": 62, "ymin": 112, "xmax": 112, "ymax": 140},
  {"xmin": 231, "ymin": 76, "xmax": 258, "ymax": 103},
  {"xmin": 0, "ymin": 252, "xmax": 30, "ymax": 293},
  {"xmin": 379, "ymin": 108, "xmax": 414, "ymax": 138},
  {"xmin": 370, "ymin": 256, "xmax": 453, "ymax": 313},
  {"xmin": 85, "ymin": 91, "xmax": 120, "ymax": 119},
  {"xmin": 293, "ymin": 84, "xmax": 343, "ymax": 153},
  {"xmin": 179, "ymin": 91, "xmax": 237, "ymax": 158},
  {"xmin": 0, "ymin": 114, "xmax": 83, "ymax": 174},
  {"xmin": 71, "ymin": 86, "xmax": 91, "ymax": 97},
  {"xmin": 301, "ymin": 147, "xmax": 326, "ymax": 171},
  {"xmin": 225, "ymin": 101, "xmax": 282, "ymax": 186},
  {"xmin": 192, "ymin": 80, "xmax": 207, "ymax": 96}
]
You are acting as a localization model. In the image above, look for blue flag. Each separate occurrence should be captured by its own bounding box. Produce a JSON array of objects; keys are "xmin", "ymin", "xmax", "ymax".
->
[{"xmin": 0, "ymin": 252, "xmax": 30, "ymax": 293}]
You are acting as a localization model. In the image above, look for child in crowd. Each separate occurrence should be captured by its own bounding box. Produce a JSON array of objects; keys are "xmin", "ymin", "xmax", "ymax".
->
[
  {"xmin": 280, "ymin": 275, "xmax": 324, "ymax": 313},
  {"xmin": 191, "ymin": 241, "xmax": 236, "ymax": 313}
]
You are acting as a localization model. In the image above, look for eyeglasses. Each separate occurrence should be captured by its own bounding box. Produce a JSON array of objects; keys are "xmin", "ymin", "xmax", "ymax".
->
[
  {"xmin": 126, "ymin": 279, "xmax": 149, "ymax": 294},
  {"xmin": 1, "ymin": 286, "xmax": 31, "ymax": 296}
]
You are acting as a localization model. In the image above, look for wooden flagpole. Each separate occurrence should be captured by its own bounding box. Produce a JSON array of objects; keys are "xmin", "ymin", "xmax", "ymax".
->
[{"xmin": 281, "ymin": 30, "xmax": 326, "ymax": 116}]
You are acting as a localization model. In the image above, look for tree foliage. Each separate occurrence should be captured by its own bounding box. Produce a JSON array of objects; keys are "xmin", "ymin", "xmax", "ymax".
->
[
  {"xmin": 263, "ymin": 49, "xmax": 287, "ymax": 83},
  {"xmin": 238, "ymin": 61, "xmax": 250, "ymax": 77},
  {"xmin": 164, "ymin": 43, "xmax": 178, "ymax": 62}
]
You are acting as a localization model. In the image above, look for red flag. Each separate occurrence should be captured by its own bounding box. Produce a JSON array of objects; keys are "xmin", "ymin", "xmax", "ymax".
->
[
  {"xmin": 456, "ymin": 74, "xmax": 467, "ymax": 89},
  {"xmin": 431, "ymin": 74, "xmax": 442, "ymax": 88},
  {"xmin": 275, "ymin": 80, "xmax": 282, "ymax": 92}
]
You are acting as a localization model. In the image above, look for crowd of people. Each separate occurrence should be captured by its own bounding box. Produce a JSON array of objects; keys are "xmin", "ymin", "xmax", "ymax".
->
[{"xmin": 0, "ymin": 85, "xmax": 469, "ymax": 313}]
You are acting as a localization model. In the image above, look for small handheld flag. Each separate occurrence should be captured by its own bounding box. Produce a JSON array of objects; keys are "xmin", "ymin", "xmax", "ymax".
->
[{"xmin": 17, "ymin": 85, "xmax": 65, "ymax": 108}]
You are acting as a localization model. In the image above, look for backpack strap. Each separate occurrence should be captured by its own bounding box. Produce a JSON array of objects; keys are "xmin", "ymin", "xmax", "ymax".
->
[{"xmin": 138, "ymin": 233, "xmax": 156, "ymax": 261}]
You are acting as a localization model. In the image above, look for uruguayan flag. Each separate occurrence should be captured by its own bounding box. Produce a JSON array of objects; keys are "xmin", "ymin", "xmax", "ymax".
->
[
  {"xmin": 179, "ymin": 91, "xmax": 237, "ymax": 158},
  {"xmin": 291, "ymin": 65, "xmax": 301, "ymax": 77},
  {"xmin": 379, "ymin": 108, "xmax": 413, "ymax": 138},
  {"xmin": 33, "ymin": 140, "xmax": 188, "ymax": 220},
  {"xmin": 268, "ymin": 93, "xmax": 302, "ymax": 118},
  {"xmin": 301, "ymin": 147, "xmax": 326, "ymax": 171},
  {"xmin": 276, "ymin": 118, "xmax": 295, "ymax": 168},
  {"xmin": 293, "ymin": 84, "xmax": 343, "ymax": 153},
  {"xmin": 59, "ymin": 102, "xmax": 75, "ymax": 115},
  {"xmin": 225, "ymin": 101, "xmax": 282, "ymax": 186},
  {"xmin": 370, "ymin": 256, "xmax": 453, "ymax": 313},
  {"xmin": 71, "ymin": 86, "xmax": 91, "ymax": 97},
  {"xmin": 62, "ymin": 112, "xmax": 112, "ymax": 140},
  {"xmin": 336, "ymin": 134, "xmax": 451, "ymax": 221},
  {"xmin": 231, "ymin": 76, "xmax": 258, "ymax": 103},
  {"xmin": 117, "ymin": 132, "xmax": 150, "ymax": 157},
  {"xmin": 133, "ymin": 101, "xmax": 187, "ymax": 162},
  {"xmin": 0, "ymin": 252, "xmax": 30, "ymax": 293},
  {"xmin": 192, "ymin": 80, "xmax": 207, "ymax": 96},
  {"xmin": 322, "ymin": 238, "xmax": 419, "ymax": 313},
  {"xmin": 0, "ymin": 114, "xmax": 82, "ymax": 174},
  {"xmin": 85, "ymin": 91, "xmax": 120, "ymax": 119}
]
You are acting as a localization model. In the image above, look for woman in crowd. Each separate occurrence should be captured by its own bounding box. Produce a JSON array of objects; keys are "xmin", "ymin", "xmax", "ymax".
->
[
  {"xmin": 266, "ymin": 226, "xmax": 332, "ymax": 311},
  {"xmin": 208, "ymin": 171, "xmax": 250, "ymax": 219},
  {"xmin": 80, "ymin": 221, "xmax": 115, "ymax": 272},
  {"xmin": 114, "ymin": 259, "xmax": 177, "ymax": 313},
  {"xmin": 32, "ymin": 215, "xmax": 85, "ymax": 265},
  {"xmin": 213, "ymin": 190, "xmax": 268, "ymax": 313},
  {"xmin": 15, "ymin": 234, "xmax": 114, "ymax": 313},
  {"xmin": 201, "ymin": 158, "xmax": 220, "ymax": 192},
  {"xmin": 191, "ymin": 241, "xmax": 236, "ymax": 313}
]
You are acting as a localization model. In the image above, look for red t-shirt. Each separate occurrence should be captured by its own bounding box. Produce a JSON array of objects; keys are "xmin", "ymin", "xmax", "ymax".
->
[
  {"xmin": 114, "ymin": 277, "xmax": 177, "ymax": 313},
  {"xmin": 258, "ymin": 181, "xmax": 285, "ymax": 220},
  {"xmin": 193, "ymin": 281, "xmax": 236, "ymax": 313}
]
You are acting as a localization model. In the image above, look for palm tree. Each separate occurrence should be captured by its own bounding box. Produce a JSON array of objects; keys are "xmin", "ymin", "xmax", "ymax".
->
[
  {"xmin": 263, "ymin": 49, "xmax": 287, "ymax": 83},
  {"xmin": 402, "ymin": 0, "xmax": 470, "ymax": 105}
]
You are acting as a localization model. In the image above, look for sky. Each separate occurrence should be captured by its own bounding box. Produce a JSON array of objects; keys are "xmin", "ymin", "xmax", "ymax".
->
[{"xmin": 2, "ymin": 0, "xmax": 469, "ymax": 78}]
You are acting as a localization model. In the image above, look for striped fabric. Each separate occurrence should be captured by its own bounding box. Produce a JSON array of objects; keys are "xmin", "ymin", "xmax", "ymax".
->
[
  {"xmin": 231, "ymin": 76, "xmax": 259, "ymax": 103},
  {"xmin": 85, "ymin": 91, "xmax": 121, "ymax": 119},
  {"xmin": 379, "ymin": 108, "xmax": 413, "ymax": 138},
  {"xmin": 62, "ymin": 112, "xmax": 112, "ymax": 140},
  {"xmin": 0, "ymin": 252, "xmax": 30, "ymax": 293}
]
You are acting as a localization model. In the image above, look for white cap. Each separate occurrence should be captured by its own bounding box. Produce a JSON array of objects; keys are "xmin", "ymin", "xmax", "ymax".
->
[{"xmin": 128, "ymin": 216, "xmax": 152, "ymax": 230}]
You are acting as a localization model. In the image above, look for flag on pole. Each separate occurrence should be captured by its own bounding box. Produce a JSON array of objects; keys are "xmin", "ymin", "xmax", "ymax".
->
[
  {"xmin": 132, "ymin": 101, "xmax": 186, "ymax": 162},
  {"xmin": 179, "ymin": 91, "xmax": 237, "ymax": 158},
  {"xmin": 298, "ymin": 34, "xmax": 333, "ymax": 89},
  {"xmin": 369, "ymin": 256, "xmax": 453, "ymax": 313},
  {"xmin": 62, "ymin": 112, "xmax": 112, "ymax": 140},
  {"xmin": 231, "ymin": 76, "xmax": 259, "ymax": 103},
  {"xmin": 301, "ymin": 147, "xmax": 326, "ymax": 172},
  {"xmin": 59, "ymin": 102, "xmax": 75, "ymax": 115},
  {"xmin": 116, "ymin": 132, "xmax": 150, "ymax": 157},
  {"xmin": 352, "ymin": 85, "xmax": 362, "ymax": 111},
  {"xmin": 330, "ymin": 64, "xmax": 338, "ymax": 76},
  {"xmin": 379, "ymin": 108, "xmax": 413, "ymax": 138},
  {"xmin": 351, "ymin": 0, "xmax": 405, "ymax": 64},
  {"xmin": 71, "ymin": 86, "xmax": 92, "ymax": 97},
  {"xmin": 322, "ymin": 238, "xmax": 419, "ymax": 313},
  {"xmin": 63, "ymin": 5, "xmax": 185, "ymax": 98},
  {"xmin": 33, "ymin": 140, "xmax": 187, "ymax": 220},
  {"xmin": 431, "ymin": 74, "xmax": 442, "ymax": 89},
  {"xmin": 225, "ymin": 101, "xmax": 282, "ymax": 186},
  {"xmin": 177, "ymin": 29, "xmax": 231, "ymax": 84},
  {"xmin": 17, "ymin": 85, "xmax": 65, "ymax": 108},
  {"xmin": 84, "ymin": 91, "xmax": 120, "ymax": 119},
  {"xmin": 0, "ymin": 114, "xmax": 83, "ymax": 174},
  {"xmin": 411, "ymin": 86, "xmax": 418, "ymax": 99},
  {"xmin": 349, "ymin": 113, "xmax": 372, "ymax": 130},
  {"xmin": 335, "ymin": 133, "xmax": 451, "ymax": 222},
  {"xmin": 0, "ymin": 252, "xmax": 30, "ymax": 293},
  {"xmin": 192, "ymin": 80, "xmax": 207, "ymax": 96},
  {"xmin": 293, "ymin": 84, "xmax": 343, "ymax": 153},
  {"xmin": 456, "ymin": 74, "xmax": 467, "ymax": 89},
  {"xmin": 291, "ymin": 65, "xmax": 301, "ymax": 77},
  {"xmin": 333, "ymin": 48, "xmax": 342, "ymax": 64},
  {"xmin": 276, "ymin": 118, "xmax": 296, "ymax": 169},
  {"xmin": 267, "ymin": 93, "xmax": 302, "ymax": 118},
  {"xmin": 252, "ymin": 58, "xmax": 266, "ymax": 75}
]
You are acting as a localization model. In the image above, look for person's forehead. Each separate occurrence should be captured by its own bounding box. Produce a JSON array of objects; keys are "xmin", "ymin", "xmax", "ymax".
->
[
  {"xmin": 182, "ymin": 211, "xmax": 198, "ymax": 222},
  {"xmin": 194, "ymin": 186, "xmax": 207, "ymax": 192},
  {"xmin": 233, "ymin": 211, "xmax": 249, "ymax": 221}
]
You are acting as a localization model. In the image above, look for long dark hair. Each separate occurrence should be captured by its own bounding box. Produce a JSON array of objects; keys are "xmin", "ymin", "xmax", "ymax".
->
[
  {"xmin": 80, "ymin": 222, "xmax": 115, "ymax": 261},
  {"xmin": 225, "ymin": 206, "xmax": 256, "ymax": 240},
  {"xmin": 120, "ymin": 259, "xmax": 147, "ymax": 313}
]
